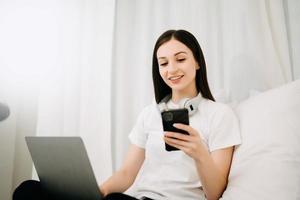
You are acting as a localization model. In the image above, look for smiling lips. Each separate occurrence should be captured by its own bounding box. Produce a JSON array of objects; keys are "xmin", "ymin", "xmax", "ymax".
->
[{"xmin": 168, "ymin": 75, "xmax": 184, "ymax": 84}]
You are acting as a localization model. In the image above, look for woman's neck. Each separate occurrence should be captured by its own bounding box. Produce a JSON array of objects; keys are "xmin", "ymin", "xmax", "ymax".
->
[{"xmin": 171, "ymin": 89, "xmax": 198, "ymax": 103}]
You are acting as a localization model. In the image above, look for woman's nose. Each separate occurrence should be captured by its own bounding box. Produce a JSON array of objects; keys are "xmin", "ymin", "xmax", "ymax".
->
[{"xmin": 168, "ymin": 62, "xmax": 178, "ymax": 73}]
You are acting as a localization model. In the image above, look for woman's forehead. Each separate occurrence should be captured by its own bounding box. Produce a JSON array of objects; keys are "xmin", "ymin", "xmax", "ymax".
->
[{"xmin": 157, "ymin": 39, "xmax": 191, "ymax": 58}]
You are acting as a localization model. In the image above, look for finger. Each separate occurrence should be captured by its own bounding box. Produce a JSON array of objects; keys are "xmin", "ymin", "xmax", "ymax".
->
[
  {"xmin": 173, "ymin": 123, "xmax": 197, "ymax": 136},
  {"xmin": 164, "ymin": 131, "xmax": 192, "ymax": 141},
  {"xmin": 165, "ymin": 141, "xmax": 184, "ymax": 151},
  {"xmin": 164, "ymin": 136, "xmax": 190, "ymax": 147},
  {"xmin": 164, "ymin": 137, "xmax": 191, "ymax": 153},
  {"xmin": 173, "ymin": 123, "xmax": 206, "ymax": 139}
]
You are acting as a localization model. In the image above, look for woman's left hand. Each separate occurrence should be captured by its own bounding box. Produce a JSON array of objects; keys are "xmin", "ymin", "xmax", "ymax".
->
[{"xmin": 164, "ymin": 123, "xmax": 208, "ymax": 161}]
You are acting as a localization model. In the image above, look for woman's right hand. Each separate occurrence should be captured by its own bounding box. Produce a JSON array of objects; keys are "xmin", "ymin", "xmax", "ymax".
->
[{"xmin": 98, "ymin": 144, "xmax": 145, "ymax": 196}]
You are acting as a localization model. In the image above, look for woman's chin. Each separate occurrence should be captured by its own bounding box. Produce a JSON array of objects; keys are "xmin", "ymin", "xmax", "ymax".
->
[{"xmin": 168, "ymin": 84, "xmax": 186, "ymax": 92}]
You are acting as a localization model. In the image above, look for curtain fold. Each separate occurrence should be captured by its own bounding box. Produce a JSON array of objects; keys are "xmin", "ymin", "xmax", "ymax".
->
[{"xmin": 284, "ymin": 0, "xmax": 300, "ymax": 79}]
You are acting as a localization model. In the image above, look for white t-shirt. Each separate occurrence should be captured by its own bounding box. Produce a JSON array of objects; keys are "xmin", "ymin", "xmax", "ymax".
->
[{"xmin": 128, "ymin": 97, "xmax": 242, "ymax": 200}]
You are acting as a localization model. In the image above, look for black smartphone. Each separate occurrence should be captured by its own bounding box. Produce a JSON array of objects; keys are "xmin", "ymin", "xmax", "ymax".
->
[{"xmin": 161, "ymin": 108, "xmax": 189, "ymax": 151}]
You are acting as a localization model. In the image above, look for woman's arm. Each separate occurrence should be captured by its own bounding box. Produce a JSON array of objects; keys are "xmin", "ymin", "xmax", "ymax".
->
[
  {"xmin": 194, "ymin": 147, "xmax": 233, "ymax": 200},
  {"xmin": 99, "ymin": 144, "xmax": 145, "ymax": 197},
  {"xmin": 164, "ymin": 123, "xmax": 233, "ymax": 200}
]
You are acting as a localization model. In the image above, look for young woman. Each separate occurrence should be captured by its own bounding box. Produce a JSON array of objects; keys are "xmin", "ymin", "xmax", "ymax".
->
[
  {"xmin": 99, "ymin": 30, "xmax": 241, "ymax": 200},
  {"xmin": 13, "ymin": 30, "xmax": 241, "ymax": 200}
]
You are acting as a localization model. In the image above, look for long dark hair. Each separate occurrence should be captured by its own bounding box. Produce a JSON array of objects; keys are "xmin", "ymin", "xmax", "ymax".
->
[{"xmin": 152, "ymin": 29, "xmax": 215, "ymax": 103}]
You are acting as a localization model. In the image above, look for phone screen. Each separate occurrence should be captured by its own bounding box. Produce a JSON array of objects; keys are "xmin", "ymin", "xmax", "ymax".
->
[{"xmin": 161, "ymin": 108, "xmax": 189, "ymax": 151}]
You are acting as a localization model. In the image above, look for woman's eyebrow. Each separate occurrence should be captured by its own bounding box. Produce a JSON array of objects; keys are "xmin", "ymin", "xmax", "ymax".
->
[
  {"xmin": 158, "ymin": 57, "xmax": 167, "ymax": 60},
  {"xmin": 174, "ymin": 51, "xmax": 187, "ymax": 56},
  {"xmin": 158, "ymin": 51, "xmax": 187, "ymax": 59}
]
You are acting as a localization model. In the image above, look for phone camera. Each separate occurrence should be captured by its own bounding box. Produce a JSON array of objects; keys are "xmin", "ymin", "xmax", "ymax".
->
[{"xmin": 162, "ymin": 112, "xmax": 173, "ymax": 122}]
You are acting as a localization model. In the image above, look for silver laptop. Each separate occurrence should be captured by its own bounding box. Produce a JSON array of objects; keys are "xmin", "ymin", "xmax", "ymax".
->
[{"xmin": 25, "ymin": 136, "xmax": 103, "ymax": 200}]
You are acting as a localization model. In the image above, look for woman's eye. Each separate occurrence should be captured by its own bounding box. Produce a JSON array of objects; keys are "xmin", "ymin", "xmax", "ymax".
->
[
  {"xmin": 160, "ymin": 63, "xmax": 167, "ymax": 66},
  {"xmin": 177, "ymin": 58, "xmax": 186, "ymax": 62}
]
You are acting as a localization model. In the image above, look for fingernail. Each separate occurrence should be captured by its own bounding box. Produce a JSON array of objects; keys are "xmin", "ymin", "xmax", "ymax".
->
[{"xmin": 173, "ymin": 123, "xmax": 179, "ymax": 127}]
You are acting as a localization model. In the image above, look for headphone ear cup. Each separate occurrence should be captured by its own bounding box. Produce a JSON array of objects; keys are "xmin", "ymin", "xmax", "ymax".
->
[
  {"xmin": 182, "ymin": 93, "xmax": 202, "ymax": 116},
  {"xmin": 178, "ymin": 98, "xmax": 195, "ymax": 116},
  {"xmin": 157, "ymin": 94, "xmax": 172, "ymax": 112},
  {"xmin": 183, "ymin": 99, "xmax": 197, "ymax": 116},
  {"xmin": 158, "ymin": 102, "xmax": 167, "ymax": 112},
  {"xmin": 178, "ymin": 98, "xmax": 189, "ymax": 108}
]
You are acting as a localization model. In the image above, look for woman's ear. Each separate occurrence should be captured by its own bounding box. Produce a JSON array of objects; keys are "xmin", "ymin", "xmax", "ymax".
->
[{"xmin": 195, "ymin": 61, "xmax": 200, "ymax": 70}]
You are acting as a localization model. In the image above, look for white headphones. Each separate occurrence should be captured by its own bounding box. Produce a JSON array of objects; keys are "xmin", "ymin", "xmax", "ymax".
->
[{"xmin": 157, "ymin": 93, "xmax": 202, "ymax": 116}]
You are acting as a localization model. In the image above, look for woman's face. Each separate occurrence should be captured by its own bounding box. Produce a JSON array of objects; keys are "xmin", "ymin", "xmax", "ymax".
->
[{"xmin": 157, "ymin": 39, "xmax": 199, "ymax": 97}]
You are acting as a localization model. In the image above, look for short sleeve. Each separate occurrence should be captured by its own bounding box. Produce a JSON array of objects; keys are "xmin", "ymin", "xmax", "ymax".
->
[
  {"xmin": 128, "ymin": 108, "xmax": 149, "ymax": 148},
  {"xmin": 208, "ymin": 105, "xmax": 242, "ymax": 152}
]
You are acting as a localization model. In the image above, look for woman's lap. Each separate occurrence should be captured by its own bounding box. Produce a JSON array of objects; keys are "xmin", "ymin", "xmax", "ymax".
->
[
  {"xmin": 13, "ymin": 180, "xmax": 49, "ymax": 200},
  {"xmin": 13, "ymin": 180, "xmax": 140, "ymax": 200},
  {"xmin": 104, "ymin": 193, "xmax": 139, "ymax": 200}
]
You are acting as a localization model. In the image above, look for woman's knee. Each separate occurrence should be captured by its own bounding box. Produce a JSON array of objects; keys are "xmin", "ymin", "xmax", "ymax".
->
[
  {"xmin": 13, "ymin": 180, "xmax": 43, "ymax": 200},
  {"xmin": 104, "ymin": 192, "xmax": 138, "ymax": 200}
]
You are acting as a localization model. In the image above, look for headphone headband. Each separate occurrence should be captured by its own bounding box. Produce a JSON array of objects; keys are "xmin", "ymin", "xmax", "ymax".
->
[{"xmin": 157, "ymin": 93, "xmax": 202, "ymax": 116}]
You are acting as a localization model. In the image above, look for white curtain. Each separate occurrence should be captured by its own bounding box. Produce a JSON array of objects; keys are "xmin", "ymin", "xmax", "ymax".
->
[
  {"xmin": 0, "ymin": 1, "xmax": 115, "ymax": 200},
  {"xmin": 111, "ymin": 0, "xmax": 298, "ymax": 169},
  {"xmin": 284, "ymin": 0, "xmax": 300, "ymax": 79},
  {"xmin": 34, "ymin": 0, "xmax": 115, "ymax": 183},
  {"xmin": 0, "ymin": 1, "xmax": 299, "ymax": 200}
]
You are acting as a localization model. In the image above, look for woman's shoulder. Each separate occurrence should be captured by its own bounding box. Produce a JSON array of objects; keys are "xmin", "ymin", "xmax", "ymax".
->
[
  {"xmin": 201, "ymin": 98, "xmax": 236, "ymax": 117},
  {"xmin": 138, "ymin": 101, "xmax": 159, "ymax": 117}
]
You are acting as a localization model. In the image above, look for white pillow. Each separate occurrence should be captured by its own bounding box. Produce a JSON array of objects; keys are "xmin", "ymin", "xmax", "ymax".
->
[{"xmin": 221, "ymin": 80, "xmax": 300, "ymax": 200}]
